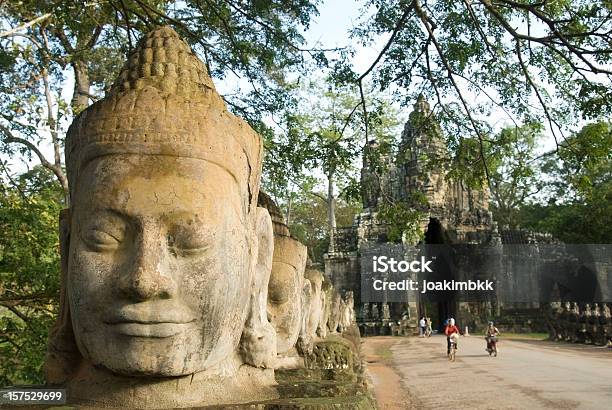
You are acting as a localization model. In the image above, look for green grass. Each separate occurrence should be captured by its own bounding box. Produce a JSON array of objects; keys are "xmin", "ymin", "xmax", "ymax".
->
[{"xmin": 501, "ymin": 332, "xmax": 548, "ymax": 341}]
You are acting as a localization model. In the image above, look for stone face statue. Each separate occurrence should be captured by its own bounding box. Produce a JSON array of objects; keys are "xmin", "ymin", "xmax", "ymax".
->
[
  {"xmin": 45, "ymin": 26, "xmax": 277, "ymax": 408},
  {"xmin": 328, "ymin": 291, "xmax": 343, "ymax": 333},
  {"xmin": 382, "ymin": 303, "xmax": 391, "ymax": 321},
  {"xmin": 297, "ymin": 280, "xmax": 314, "ymax": 355},
  {"xmin": 593, "ymin": 303, "xmax": 600, "ymax": 318},
  {"xmin": 345, "ymin": 291, "xmax": 355, "ymax": 324},
  {"xmin": 603, "ymin": 304, "xmax": 611, "ymax": 320},
  {"xmin": 362, "ymin": 303, "xmax": 370, "ymax": 320},
  {"xmin": 256, "ymin": 191, "xmax": 310, "ymax": 363},
  {"xmin": 267, "ymin": 234, "xmax": 307, "ymax": 355},
  {"xmin": 584, "ymin": 303, "xmax": 592, "ymax": 317},
  {"xmin": 571, "ymin": 302, "xmax": 580, "ymax": 317},
  {"xmin": 317, "ymin": 279, "xmax": 333, "ymax": 339},
  {"xmin": 304, "ymin": 268, "xmax": 324, "ymax": 340},
  {"xmin": 340, "ymin": 291, "xmax": 355, "ymax": 331}
]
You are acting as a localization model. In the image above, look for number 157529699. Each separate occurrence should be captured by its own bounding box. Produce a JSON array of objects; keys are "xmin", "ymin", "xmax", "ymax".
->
[{"xmin": 0, "ymin": 388, "xmax": 66, "ymax": 405}]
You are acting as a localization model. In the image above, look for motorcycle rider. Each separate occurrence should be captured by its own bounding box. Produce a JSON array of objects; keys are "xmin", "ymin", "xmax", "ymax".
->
[
  {"xmin": 485, "ymin": 321, "xmax": 500, "ymax": 352},
  {"xmin": 444, "ymin": 318, "xmax": 460, "ymax": 354}
]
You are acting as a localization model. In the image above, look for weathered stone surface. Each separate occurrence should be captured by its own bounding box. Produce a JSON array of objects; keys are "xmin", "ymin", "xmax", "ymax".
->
[
  {"xmin": 339, "ymin": 291, "xmax": 355, "ymax": 333},
  {"xmin": 326, "ymin": 95, "xmax": 611, "ymax": 337},
  {"xmin": 327, "ymin": 291, "xmax": 343, "ymax": 334},
  {"xmin": 256, "ymin": 192, "xmax": 308, "ymax": 358},
  {"xmin": 45, "ymin": 26, "xmax": 277, "ymax": 408},
  {"xmin": 547, "ymin": 302, "xmax": 612, "ymax": 346},
  {"xmin": 42, "ymin": 25, "xmax": 371, "ymax": 410},
  {"xmin": 318, "ymin": 279, "xmax": 333, "ymax": 339},
  {"xmin": 304, "ymin": 268, "xmax": 325, "ymax": 341},
  {"xmin": 267, "ymin": 234, "xmax": 308, "ymax": 355},
  {"xmin": 296, "ymin": 280, "xmax": 314, "ymax": 356}
]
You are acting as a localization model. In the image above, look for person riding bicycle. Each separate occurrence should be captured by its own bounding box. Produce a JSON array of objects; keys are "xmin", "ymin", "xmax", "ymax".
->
[
  {"xmin": 485, "ymin": 321, "xmax": 500, "ymax": 351},
  {"xmin": 444, "ymin": 318, "xmax": 460, "ymax": 354}
]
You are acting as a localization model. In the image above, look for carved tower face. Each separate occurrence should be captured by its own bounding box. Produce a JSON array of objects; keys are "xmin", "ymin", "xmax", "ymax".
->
[{"xmin": 52, "ymin": 26, "xmax": 268, "ymax": 379}]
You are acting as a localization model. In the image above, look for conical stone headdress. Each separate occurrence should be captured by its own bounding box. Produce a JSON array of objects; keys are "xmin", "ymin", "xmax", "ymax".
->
[{"xmin": 65, "ymin": 26, "xmax": 262, "ymax": 212}]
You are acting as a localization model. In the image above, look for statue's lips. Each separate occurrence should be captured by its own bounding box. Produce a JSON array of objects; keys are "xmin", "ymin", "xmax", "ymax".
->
[{"xmin": 105, "ymin": 304, "xmax": 196, "ymax": 338}]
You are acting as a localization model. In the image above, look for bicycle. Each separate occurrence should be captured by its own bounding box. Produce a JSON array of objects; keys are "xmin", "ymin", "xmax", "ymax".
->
[{"xmin": 448, "ymin": 333, "xmax": 459, "ymax": 361}]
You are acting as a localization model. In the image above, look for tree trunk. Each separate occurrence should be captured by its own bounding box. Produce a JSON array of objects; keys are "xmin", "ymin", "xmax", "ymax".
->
[
  {"xmin": 286, "ymin": 194, "xmax": 292, "ymax": 226},
  {"xmin": 71, "ymin": 60, "xmax": 90, "ymax": 114},
  {"xmin": 327, "ymin": 170, "xmax": 337, "ymax": 252}
]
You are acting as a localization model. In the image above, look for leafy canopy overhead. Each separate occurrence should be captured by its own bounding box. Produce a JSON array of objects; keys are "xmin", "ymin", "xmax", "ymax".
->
[{"xmin": 335, "ymin": 0, "xmax": 612, "ymax": 178}]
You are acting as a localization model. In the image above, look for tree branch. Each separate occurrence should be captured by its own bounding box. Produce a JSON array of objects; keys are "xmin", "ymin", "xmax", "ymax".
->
[{"xmin": 0, "ymin": 13, "xmax": 51, "ymax": 38}]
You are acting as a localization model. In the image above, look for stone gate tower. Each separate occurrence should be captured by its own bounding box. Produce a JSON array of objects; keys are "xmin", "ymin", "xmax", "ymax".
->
[{"xmin": 325, "ymin": 96, "xmax": 500, "ymax": 334}]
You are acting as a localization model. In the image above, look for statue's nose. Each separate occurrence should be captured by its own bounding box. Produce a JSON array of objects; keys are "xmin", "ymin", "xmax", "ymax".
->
[{"xmin": 119, "ymin": 224, "xmax": 176, "ymax": 301}]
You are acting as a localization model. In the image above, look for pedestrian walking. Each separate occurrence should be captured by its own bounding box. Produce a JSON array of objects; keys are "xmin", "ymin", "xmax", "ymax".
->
[{"xmin": 419, "ymin": 316, "xmax": 426, "ymax": 337}]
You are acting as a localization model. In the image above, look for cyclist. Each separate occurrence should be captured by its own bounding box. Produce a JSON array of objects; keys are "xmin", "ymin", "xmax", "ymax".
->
[{"xmin": 444, "ymin": 318, "xmax": 460, "ymax": 355}]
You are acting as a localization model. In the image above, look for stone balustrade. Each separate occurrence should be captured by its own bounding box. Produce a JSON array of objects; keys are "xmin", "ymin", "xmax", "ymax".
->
[{"xmin": 546, "ymin": 302, "xmax": 612, "ymax": 346}]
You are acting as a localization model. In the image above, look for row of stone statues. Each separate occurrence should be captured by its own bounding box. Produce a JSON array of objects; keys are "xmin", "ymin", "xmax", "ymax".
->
[
  {"xmin": 547, "ymin": 301, "xmax": 612, "ymax": 346},
  {"xmin": 43, "ymin": 26, "xmax": 364, "ymax": 408},
  {"xmin": 259, "ymin": 191, "xmax": 357, "ymax": 369}
]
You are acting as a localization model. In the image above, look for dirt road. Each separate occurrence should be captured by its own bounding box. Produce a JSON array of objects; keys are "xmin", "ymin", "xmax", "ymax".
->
[{"xmin": 363, "ymin": 335, "xmax": 612, "ymax": 410}]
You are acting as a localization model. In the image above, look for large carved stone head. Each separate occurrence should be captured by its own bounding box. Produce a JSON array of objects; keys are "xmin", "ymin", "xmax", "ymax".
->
[
  {"xmin": 304, "ymin": 268, "xmax": 324, "ymax": 339},
  {"xmin": 267, "ymin": 235, "xmax": 307, "ymax": 354},
  {"xmin": 46, "ymin": 26, "xmax": 274, "ymax": 382},
  {"xmin": 257, "ymin": 192, "xmax": 307, "ymax": 355}
]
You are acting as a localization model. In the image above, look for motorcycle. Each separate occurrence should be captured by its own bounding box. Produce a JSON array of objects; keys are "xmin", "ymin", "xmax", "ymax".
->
[{"xmin": 486, "ymin": 335, "xmax": 498, "ymax": 357}]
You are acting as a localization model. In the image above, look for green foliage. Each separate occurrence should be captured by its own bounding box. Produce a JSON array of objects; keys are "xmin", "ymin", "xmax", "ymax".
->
[
  {"xmin": 487, "ymin": 123, "xmax": 543, "ymax": 228},
  {"xmin": 554, "ymin": 121, "xmax": 612, "ymax": 200},
  {"xmin": 517, "ymin": 122, "xmax": 611, "ymax": 242},
  {"xmin": 0, "ymin": 167, "xmax": 63, "ymax": 385},
  {"xmin": 337, "ymin": 0, "xmax": 611, "ymax": 188},
  {"xmin": 1, "ymin": 0, "xmax": 324, "ymax": 200},
  {"xmin": 377, "ymin": 193, "xmax": 427, "ymax": 244},
  {"xmin": 518, "ymin": 191, "xmax": 612, "ymax": 244},
  {"xmin": 287, "ymin": 191, "xmax": 361, "ymax": 263}
]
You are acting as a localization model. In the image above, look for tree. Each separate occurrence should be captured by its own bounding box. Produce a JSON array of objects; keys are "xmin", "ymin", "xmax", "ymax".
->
[
  {"xmin": 0, "ymin": 1, "xmax": 325, "ymax": 198},
  {"xmin": 334, "ymin": 0, "xmax": 612, "ymax": 184},
  {"xmin": 518, "ymin": 121, "xmax": 612, "ymax": 242},
  {"xmin": 547, "ymin": 121, "xmax": 612, "ymax": 201},
  {"xmin": 486, "ymin": 123, "xmax": 544, "ymax": 228},
  {"xmin": 293, "ymin": 80, "xmax": 362, "ymax": 250},
  {"xmin": 287, "ymin": 188, "xmax": 361, "ymax": 263},
  {"xmin": 0, "ymin": 167, "xmax": 63, "ymax": 385},
  {"xmin": 262, "ymin": 78, "xmax": 401, "ymax": 249}
]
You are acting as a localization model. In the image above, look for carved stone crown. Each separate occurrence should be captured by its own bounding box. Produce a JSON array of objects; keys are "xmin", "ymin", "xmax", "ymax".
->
[{"xmin": 65, "ymin": 26, "xmax": 262, "ymax": 212}]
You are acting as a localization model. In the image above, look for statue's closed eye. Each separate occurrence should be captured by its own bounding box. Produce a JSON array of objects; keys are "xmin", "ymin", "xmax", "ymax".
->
[
  {"xmin": 167, "ymin": 229, "xmax": 209, "ymax": 257},
  {"xmin": 83, "ymin": 228, "xmax": 122, "ymax": 251}
]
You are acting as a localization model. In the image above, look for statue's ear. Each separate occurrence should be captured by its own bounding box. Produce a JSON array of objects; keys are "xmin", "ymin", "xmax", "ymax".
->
[
  {"xmin": 239, "ymin": 207, "xmax": 276, "ymax": 368},
  {"xmin": 45, "ymin": 209, "xmax": 81, "ymax": 385}
]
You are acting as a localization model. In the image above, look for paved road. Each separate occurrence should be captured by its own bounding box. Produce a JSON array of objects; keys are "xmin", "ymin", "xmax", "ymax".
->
[{"xmin": 363, "ymin": 335, "xmax": 612, "ymax": 410}]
